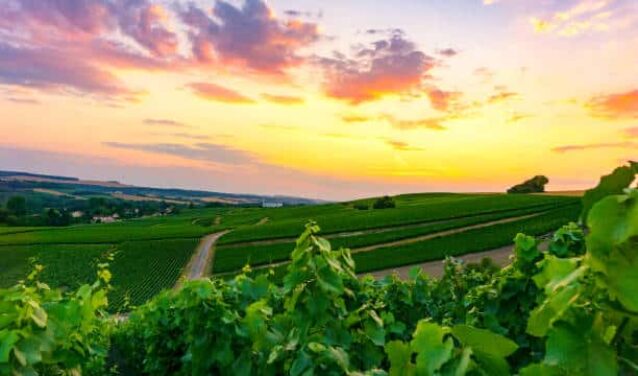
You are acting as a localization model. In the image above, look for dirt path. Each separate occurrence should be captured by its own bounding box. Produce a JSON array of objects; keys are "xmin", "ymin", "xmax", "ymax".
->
[
  {"xmin": 363, "ymin": 244, "xmax": 515, "ymax": 279},
  {"xmin": 364, "ymin": 238, "xmax": 551, "ymax": 279},
  {"xmin": 256, "ymin": 217, "xmax": 270, "ymax": 225},
  {"xmin": 178, "ymin": 231, "xmax": 229, "ymax": 285}
]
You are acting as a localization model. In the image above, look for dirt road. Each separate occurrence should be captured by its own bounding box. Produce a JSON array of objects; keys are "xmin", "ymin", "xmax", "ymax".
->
[
  {"xmin": 362, "ymin": 244, "xmax": 515, "ymax": 279},
  {"xmin": 181, "ymin": 231, "xmax": 229, "ymax": 282},
  {"xmin": 364, "ymin": 238, "xmax": 551, "ymax": 279}
]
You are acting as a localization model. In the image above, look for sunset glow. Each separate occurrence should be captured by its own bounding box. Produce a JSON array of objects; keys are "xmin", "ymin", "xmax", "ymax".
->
[{"xmin": 1, "ymin": 0, "xmax": 637, "ymax": 199}]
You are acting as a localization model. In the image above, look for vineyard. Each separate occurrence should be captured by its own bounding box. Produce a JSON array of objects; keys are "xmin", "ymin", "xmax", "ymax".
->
[
  {"xmin": 0, "ymin": 163, "xmax": 636, "ymax": 375},
  {"xmin": 0, "ymin": 193, "xmax": 578, "ymax": 311}
]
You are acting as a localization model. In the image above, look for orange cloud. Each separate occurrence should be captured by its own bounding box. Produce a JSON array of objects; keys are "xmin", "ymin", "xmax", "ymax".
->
[
  {"xmin": 587, "ymin": 89, "xmax": 638, "ymax": 118},
  {"xmin": 188, "ymin": 82, "xmax": 255, "ymax": 104},
  {"xmin": 319, "ymin": 31, "xmax": 435, "ymax": 104},
  {"xmin": 426, "ymin": 88, "xmax": 461, "ymax": 111},
  {"xmin": 624, "ymin": 127, "xmax": 638, "ymax": 138},
  {"xmin": 261, "ymin": 93, "xmax": 304, "ymax": 105}
]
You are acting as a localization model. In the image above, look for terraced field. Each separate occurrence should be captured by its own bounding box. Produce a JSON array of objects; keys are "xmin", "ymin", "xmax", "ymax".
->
[{"xmin": 0, "ymin": 192, "xmax": 580, "ymax": 310}]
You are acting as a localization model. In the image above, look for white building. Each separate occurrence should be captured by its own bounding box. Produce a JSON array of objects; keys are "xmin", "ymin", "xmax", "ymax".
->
[{"xmin": 262, "ymin": 201, "xmax": 283, "ymax": 208}]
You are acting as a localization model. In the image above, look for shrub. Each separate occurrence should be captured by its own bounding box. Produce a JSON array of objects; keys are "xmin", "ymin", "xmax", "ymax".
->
[
  {"xmin": 507, "ymin": 175, "xmax": 549, "ymax": 194},
  {"xmin": 372, "ymin": 195, "xmax": 396, "ymax": 209}
]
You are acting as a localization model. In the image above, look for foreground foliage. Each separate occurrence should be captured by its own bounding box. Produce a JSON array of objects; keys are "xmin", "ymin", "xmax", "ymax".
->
[
  {"xmin": 1, "ymin": 163, "xmax": 636, "ymax": 375},
  {"xmin": 0, "ymin": 262, "xmax": 111, "ymax": 375}
]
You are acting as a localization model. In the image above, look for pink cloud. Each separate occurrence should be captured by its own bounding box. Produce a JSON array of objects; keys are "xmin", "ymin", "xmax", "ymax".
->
[
  {"xmin": 0, "ymin": 0, "xmax": 177, "ymax": 98},
  {"xmin": 0, "ymin": 1, "xmax": 322, "ymax": 98},
  {"xmin": 0, "ymin": 43, "xmax": 138, "ymax": 99}
]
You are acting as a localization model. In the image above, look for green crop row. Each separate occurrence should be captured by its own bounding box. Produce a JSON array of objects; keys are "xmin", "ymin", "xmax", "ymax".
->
[
  {"xmin": 212, "ymin": 202, "xmax": 577, "ymax": 273},
  {"xmin": 108, "ymin": 238, "xmax": 199, "ymax": 310},
  {"xmin": 0, "ymin": 243, "xmax": 114, "ymax": 289},
  {"xmin": 218, "ymin": 194, "xmax": 577, "ymax": 244},
  {"xmin": 353, "ymin": 204, "xmax": 581, "ymax": 273}
]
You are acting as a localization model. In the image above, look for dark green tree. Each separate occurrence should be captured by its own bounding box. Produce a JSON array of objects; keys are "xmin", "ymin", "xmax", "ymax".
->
[
  {"xmin": 372, "ymin": 195, "xmax": 396, "ymax": 209},
  {"xmin": 507, "ymin": 175, "xmax": 549, "ymax": 194},
  {"xmin": 0, "ymin": 207, "xmax": 8, "ymax": 223},
  {"xmin": 6, "ymin": 196, "xmax": 27, "ymax": 216}
]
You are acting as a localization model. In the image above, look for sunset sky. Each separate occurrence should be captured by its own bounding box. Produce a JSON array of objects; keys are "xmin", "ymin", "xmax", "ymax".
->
[{"xmin": 1, "ymin": 0, "xmax": 637, "ymax": 200}]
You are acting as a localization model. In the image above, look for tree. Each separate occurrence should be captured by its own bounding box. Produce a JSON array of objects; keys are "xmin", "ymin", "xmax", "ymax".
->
[
  {"xmin": 507, "ymin": 175, "xmax": 549, "ymax": 194},
  {"xmin": 6, "ymin": 196, "xmax": 27, "ymax": 216},
  {"xmin": 45, "ymin": 208, "xmax": 72, "ymax": 226},
  {"xmin": 372, "ymin": 195, "xmax": 396, "ymax": 209}
]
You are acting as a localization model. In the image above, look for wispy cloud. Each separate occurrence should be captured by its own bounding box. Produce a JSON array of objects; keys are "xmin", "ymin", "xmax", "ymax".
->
[
  {"xmin": 385, "ymin": 140, "xmax": 424, "ymax": 151},
  {"xmin": 188, "ymin": 82, "xmax": 255, "ymax": 104},
  {"xmin": 552, "ymin": 141, "xmax": 638, "ymax": 153},
  {"xmin": 261, "ymin": 93, "xmax": 305, "ymax": 105},
  {"xmin": 340, "ymin": 112, "xmax": 447, "ymax": 130},
  {"xmin": 381, "ymin": 114, "xmax": 447, "ymax": 130},
  {"xmin": 508, "ymin": 113, "xmax": 532, "ymax": 123},
  {"xmin": 170, "ymin": 133, "xmax": 210, "ymax": 141},
  {"xmin": 103, "ymin": 142, "xmax": 255, "ymax": 165},
  {"xmin": 143, "ymin": 118, "xmax": 188, "ymax": 127},
  {"xmin": 341, "ymin": 114, "xmax": 374, "ymax": 123},
  {"xmin": 5, "ymin": 97, "xmax": 40, "ymax": 105},
  {"xmin": 260, "ymin": 124, "xmax": 299, "ymax": 131},
  {"xmin": 437, "ymin": 48, "xmax": 459, "ymax": 57},
  {"xmin": 529, "ymin": 0, "xmax": 620, "ymax": 37},
  {"xmin": 488, "ymin": 90, "xmax": 519, "ymax": 104}
]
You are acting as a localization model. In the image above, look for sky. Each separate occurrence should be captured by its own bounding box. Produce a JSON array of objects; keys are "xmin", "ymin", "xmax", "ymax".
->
[{"xmin": 0, "ymin": 0, "xmax": 637, "ymax": 200}]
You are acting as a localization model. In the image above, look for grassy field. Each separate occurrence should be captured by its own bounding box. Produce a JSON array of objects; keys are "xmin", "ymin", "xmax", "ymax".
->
[{"xmin": 0, "ymin": 192, "xmax": 580, "ymax": 310}]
